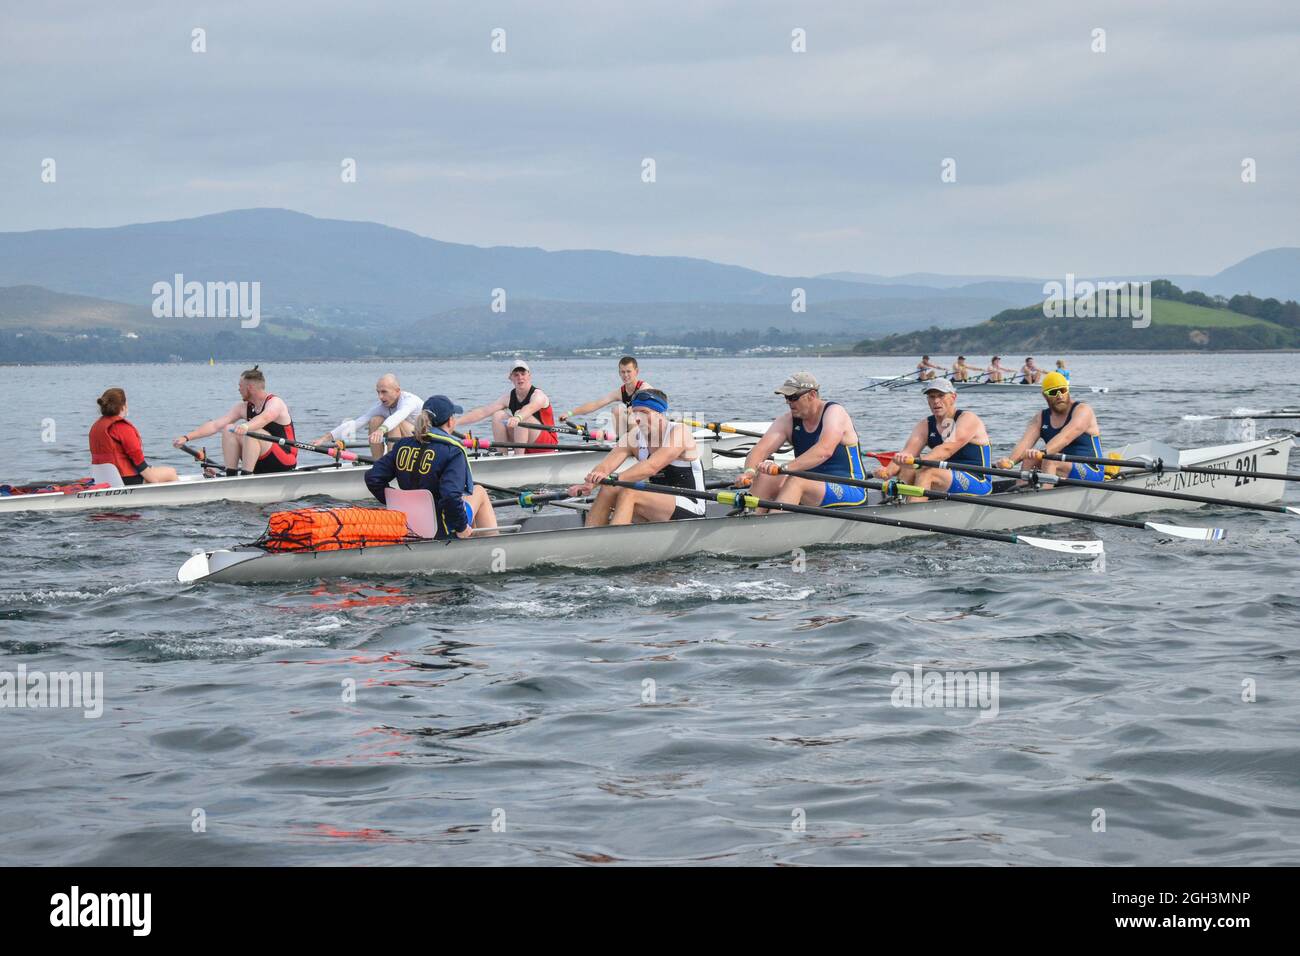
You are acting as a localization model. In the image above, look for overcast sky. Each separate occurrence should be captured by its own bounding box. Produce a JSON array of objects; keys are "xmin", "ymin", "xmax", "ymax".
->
[{"xmin": 2, "ymin": 1, "xmax": 1296, "ymax": 278}]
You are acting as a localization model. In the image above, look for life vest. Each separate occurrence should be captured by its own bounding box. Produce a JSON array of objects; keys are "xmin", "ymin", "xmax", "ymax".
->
[
  {"xmin": 258, "ymin": 507, "xmax": 411, "ymax": 552},
  {"xmin": 89, "ymin": 416, "xmax": 146, "ymax": 478}
]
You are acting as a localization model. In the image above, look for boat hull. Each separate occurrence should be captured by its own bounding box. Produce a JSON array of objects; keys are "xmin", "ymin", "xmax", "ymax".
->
[{"xmin": 178, "ymin": 436, "xmax": 1293, "ymax": 584}]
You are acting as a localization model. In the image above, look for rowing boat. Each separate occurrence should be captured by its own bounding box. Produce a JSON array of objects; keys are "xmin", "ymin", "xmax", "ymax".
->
[
  {"xmin": 177, "ymin": 435, "xmax": 1293, "ymax": 584},
  {"xmin": 864, "ymin": 377, "xmax": 1108, "ymax": 393},
  {"xmin": 0, "ymin": 428, "xmax": 762, "ymax": 515}
]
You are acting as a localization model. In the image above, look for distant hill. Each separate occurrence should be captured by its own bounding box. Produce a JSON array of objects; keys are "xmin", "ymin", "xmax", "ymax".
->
[{"xmin": 0, "ymin": 285, "xmax": 169, "ymax": 331}]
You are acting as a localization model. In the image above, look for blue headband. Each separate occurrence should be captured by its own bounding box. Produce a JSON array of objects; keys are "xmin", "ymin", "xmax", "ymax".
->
[{"xmin": 629, "ymin": 393, "xmax": 669, "ymax": 415}]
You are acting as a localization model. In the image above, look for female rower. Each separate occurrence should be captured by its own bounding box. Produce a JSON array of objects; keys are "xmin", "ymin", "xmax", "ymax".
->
[{"xmin": 89, "ymin": 388, "xmax": 178, "ymax": 485}]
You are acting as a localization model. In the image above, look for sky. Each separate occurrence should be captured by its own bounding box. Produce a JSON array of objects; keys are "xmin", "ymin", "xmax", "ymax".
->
[{"xmin": 1, "ymin": 0, "xmax": 1297, "ymax": 278}]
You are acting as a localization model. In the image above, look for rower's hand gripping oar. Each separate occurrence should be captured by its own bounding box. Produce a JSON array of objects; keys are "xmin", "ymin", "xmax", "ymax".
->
[
  {"xmin": 234, "ymin": 428, "xmax": 376, "ymax": 464},
  {"xmin": 599, "ymin": 478, "xmax": 1104, "ymax": 556},
  {"xmin": 765, "ymin": 464, "xmax": 1226, "ymax": 541},
  {"xmin": 178, "ymin": 443, "xmax": 253, "ymax": 476}
]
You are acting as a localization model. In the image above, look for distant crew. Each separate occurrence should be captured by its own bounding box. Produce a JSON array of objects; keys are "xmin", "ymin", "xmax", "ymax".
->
[
  {"xmin": 172, "ymin": 365, "xmax": 297, "ymax": 475},
  {"xmin": 365, "ymin": 396, "xmax": 497, "ymax": 538},
  {"xmin": 570, "ymin": 388, "xmax": 706, "ymax": 526},
  {"xmin": 559, "ymin": 356, "xmax": 652, "ymax": 437},
  {"xmin": 916, "ymin": 355, "xmax": 947, "ymax": 382},
  {"xmin": 315, "ymin": 374, "xmax": 423, "ymax": 458},
  {"xmin": 875, "ymin": 378, "xmax": 992, "ymax": 501},
  {"xmin": 459, "ymin": 361, "xmax": 559, "ymax": 453},
  {"xmin": 952, "ymin": 356, "xmax": 984, "ymax": 383},
  {"xmin": 90, "ymin": 388, "xmax": 179, "ymax": 486},
  {"xmin": 997, "ymin": 372, "xmax": 1105, "ymax": 481},
  {"xmin": 986, "ymin": 356, "xmax": 1011, "ymax": 383},
  {"xmin": 1019, "ymin": 357, "xmax": 1043, "ymax": 385},
  {"xmin": 738, "ymin": 371, "xmax": 867, "ymax": 512}
]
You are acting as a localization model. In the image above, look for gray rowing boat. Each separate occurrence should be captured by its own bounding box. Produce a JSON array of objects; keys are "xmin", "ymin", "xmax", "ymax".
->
[{"xmin": 177, "ymin": 435, "xmax": 1293, "ymax": 585}]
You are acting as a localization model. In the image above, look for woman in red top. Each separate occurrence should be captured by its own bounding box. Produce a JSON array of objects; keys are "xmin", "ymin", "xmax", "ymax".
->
[{"xmin": 89, "ymin": 388, "xmax": 179, "ymax": 485}]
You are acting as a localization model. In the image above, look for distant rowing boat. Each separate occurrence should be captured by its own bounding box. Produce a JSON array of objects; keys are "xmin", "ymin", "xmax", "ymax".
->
[
  {"xmin": 864, "ymin": 376, "xmax": 1108, "ymax": 393},
  {"xmin": 177, "ymin": 435, "xmax": 1292, "ymax": 585},
  {"xmin": 0, "ymin": 428, "xmax": 762, "ymax": 515}
]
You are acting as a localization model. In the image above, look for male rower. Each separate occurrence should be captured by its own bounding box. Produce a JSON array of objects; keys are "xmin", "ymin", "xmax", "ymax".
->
[
  {"xmin": 736, "ymin": 371, "xmax": 867, "ymax": 511},
  {"xmin": 568, "ymin": 388, "xmax": 705, "ymax": 526},
  {"xmin": 952, "ymin": 356, "xmax": 984, "ymax": 383},
  {"xmin": 314, "ymin": 374, "xmax": 423, "ymax": 458},
  {"xmin": 986, "ymin": 356, "xmax": 1011, "ymax": 383},
  {"xmin": 1019, "ymin": 357, "xmax": 1043, "ymax": 385},
  {"xmin": 558, "ymin": 355, "xmax": 652, "ymax": 437},
  {"xmin": 996, "ymin": 371, "xmax": 1105, "ymax": 481},
  {"xmin": 364, "ymin": 395, "xmax": 497, "ymax": 538},
  {"xmin": 916, "ymin": 355, "xmax": 947, "ymax": 382},
  {"xmin": 875, "ymin": 379, "xmax": 992, "ymax": 501},
  {"xmin": 458, "ymin": 360, "xmax": 560, "ymax": 453},
  {"xmin": 172, "ymin": 365, "xmax": 297, "ymax": 475}
]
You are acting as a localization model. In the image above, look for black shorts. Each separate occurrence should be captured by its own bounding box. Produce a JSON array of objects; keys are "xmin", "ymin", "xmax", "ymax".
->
[
  {"xmin": 122, "ymin": 474, "xmax": 144, "ymax": 486},
  {"xmin": 670, "ymin": 506, "xmax": 704, "ymax": 520},
  {"xmin": 253, "ymin": 455, "xmax": 296, "ymax": 475}
]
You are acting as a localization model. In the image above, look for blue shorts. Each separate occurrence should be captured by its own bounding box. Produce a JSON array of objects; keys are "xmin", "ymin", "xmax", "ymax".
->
[
  {"xmin": 819, "ymin": 480, "xmax": 870, "ymax": 507},
  {"xmin": 464, "ymin": 501, "xmax": 475, "ymax": 526},
  {"xmin": 948, "ymin": 470, "xmax": 993, "ymax": 495},
  {"xmin": 1068, "ymin": 462, "xmax": 1105, "ymax": 482}
]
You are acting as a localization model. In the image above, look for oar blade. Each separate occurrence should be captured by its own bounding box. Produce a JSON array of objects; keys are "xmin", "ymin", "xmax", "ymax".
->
[
  {"xmin": 1143, "ymin": 521, "xmax": 1227, "ymax": 541},
  {"xmin": 1016, "ymin": 535, "xmax": 1105, "ymax": 555},
  {"xmin": 1287, "ymin": 506, "xmax": 1300, "ymax": 517}
]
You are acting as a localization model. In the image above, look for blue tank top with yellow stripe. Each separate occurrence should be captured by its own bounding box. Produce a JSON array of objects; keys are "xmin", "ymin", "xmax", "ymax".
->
[
  {"xmin": 926, "ymin": 410, "xmax": 991, "ymax": 469},
  {"xmin": 1040, "ymin": 404, "xmax": 1103, "ymax": 458},
  {"xmin": 791, "ymin": 401, "xmax": 864, "ymax": 480}
]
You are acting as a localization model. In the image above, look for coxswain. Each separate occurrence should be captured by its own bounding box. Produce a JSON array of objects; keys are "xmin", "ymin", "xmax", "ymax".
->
[
  {"xmin": 458, "ymin": 361, "xmax": 559, "ymax": 453},
  {"xmin": 568, "ymin": 388, "xmax": 705, "ymax": 526},
  {"xmin": 875, "ymin": 378, "xmax": 992, "ymax": 501},
  {"xmin": 1019, "ymin": 357, "xmax": 1043, "ymax": 385},
  {"xmin": 313, "ymin": 373, "xmax": 423, "ymax": 458},
  {"xmin": 364, "ymin": 396, "xmax": 497, "ymax": 538},
  {"xmin": 737, "ymin": 371, "xmax": 867, "ymax": 511},
  {"xmin": 558, "ymin": 356, "xmax": 652, "ymax": 437},
  {"xmin": 172, "ymin": 365, "xmax": 297, "ymax": 475},
  {"xmin": 996, "ymin": 371, "xmax": 1104, "ymax": 481},
  {"xmin": 916, "ymin": 355, "xmax": 947, "ymax": 382},
  {"xmin": 89, "ymin": 388, "xmax": 178, "ymax": 485}
]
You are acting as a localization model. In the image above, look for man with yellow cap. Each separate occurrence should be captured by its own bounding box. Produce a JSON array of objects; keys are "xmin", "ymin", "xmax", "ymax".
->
[{"xmin": 996, "ymin": 371, "xmax": 1105, "ymax": 480}]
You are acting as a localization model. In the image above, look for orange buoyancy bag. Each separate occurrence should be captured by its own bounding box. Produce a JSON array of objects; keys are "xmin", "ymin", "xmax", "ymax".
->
[{"xmin": 258, "ymin": 507, "xmax": 412, "ymax": 553}]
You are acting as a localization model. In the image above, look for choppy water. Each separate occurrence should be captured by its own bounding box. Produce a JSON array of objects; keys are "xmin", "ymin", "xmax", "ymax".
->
[{"xmin": 1, "ymin": 354, "xmax": 1297, "ymax": 865}]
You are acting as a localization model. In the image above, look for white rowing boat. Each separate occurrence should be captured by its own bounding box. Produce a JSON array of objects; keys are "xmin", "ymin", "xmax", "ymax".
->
[
  {"xmin": 177, "ymin": 435, "xmax": 1293, "ymax": 585},
  {"xmin": 0, "ymin": 428, "xmax": 763, "ymax": 515},
  {"xmin": 864, "ymin": 377, "xmax": 1107, "ymax": 393}
]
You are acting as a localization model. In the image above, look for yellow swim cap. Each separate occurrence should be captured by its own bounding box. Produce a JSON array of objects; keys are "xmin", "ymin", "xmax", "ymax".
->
[{"xmin": 1040, "ymin": 371, "xmax": 1069, "ymax": 394}]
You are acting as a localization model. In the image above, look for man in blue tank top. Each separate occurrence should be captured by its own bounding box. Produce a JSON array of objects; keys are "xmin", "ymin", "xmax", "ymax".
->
[
  {"xmin": 875, "ymin": 379, "xmax": 994, "ymax": 500},
  {"xmin": 737, "ymin": 371, "xmax": 869, "ymax": 510},
  {"xmin": 997, "ymin": 372, "xmax": 1105, "ymax": 481}
]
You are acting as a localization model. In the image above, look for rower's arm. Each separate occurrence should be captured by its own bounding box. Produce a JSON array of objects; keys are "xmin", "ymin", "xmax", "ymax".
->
[
  {"xmin": 378, "ymin": 392, "xmax": 422, "ymax": 433},
  {"xmin": 1002, "ymin": 415, "xmax": 1044, "ymax": 464},
  {"xmin": 742, "ymin": 416, "xmax": 792, "ymax": 471},
  {"xmin": 363, "ymin": 446, "xmax": 399, "ymax": 502},
  {"xmin": 619, "ymin": 434, "xmax": 687, "ymax": 482},
  {"xmin": 245, "ymin": 396, "xmax": 287, "ymax": 433},
  {"xmin": 586, "ymin": 443, "xmax": 633, "ymax": 480},
  {"xmin": 1042, "ymin": 403, "xmax": 1095, "ymax": 454},
  {"xmin": 564, "ymin": 388, "xmax": 622, "ymax": 419},
  {"xmin": 436, "ymin": 454, "xmax": 472, "ymax": 536},
  {"xmin": 784, "ymin": 405, "xmax": 848, "ymax": 473},
  {"xmin": 881, "ymin": 421, "xmax": 928, "ymax": 477},
  {"xmin": 512, "ymin": 388, "xmax": 550, "ymax": 421},
  {"xmin": 178, "ymin": 403, "xmax": 243, "ymax": 442},
  {"xmin": 926, "ymin": 413, "xmax": 983, "ymax": 462},
  {"xmin": 457, "ymin": 395, "xmax": 506, "ymax": 427}
]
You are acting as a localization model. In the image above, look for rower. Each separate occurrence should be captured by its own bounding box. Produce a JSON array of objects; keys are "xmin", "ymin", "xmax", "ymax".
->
[
  {"xmin": 1055, "ymin": 359, "xmax": 1071, "ymax": 382},
  {"xmin": 737, "ymin": 371, "xmax": 867, "ymax": 510},
  {"xmin": 916, "ymin": 355, "xmax": 947, "ymax": 382},
  {"xmin": 568, "ymin": 388, "xmax": 705, "ymax": 526},
  {"xmin": 364, "ymin": 396, "xmax": 497, "ymax": 538},
  {"xmin": 1019, "ymin": 357, "xmax": 1043, "ymax": 385},
  {"xmin": 875, "ymin": 378, "xmax": 992, "ymax": 501},
  {"xmin": 172, "ymin": 365, "xmax": 297, "ymax": 475},
  {"xmin": 90, "ymin": 388, "xmax": 178, "ymax": 485},
  {"xmin": 952, "ymin": 356, "xmax": 984, "ymax": 383},
  {"xmin": 996, "ymin": 371, "xmax": 1105, "ymax": 481},
  {"xmin": 458, "ymin": 360, "xmax": 559, "ymax": 453},
  {"xmin": 314, "ymin": 374, "xmax": 423, "ymax": 458},
  {"xmin": 558, "ymin": 355, "xmax": 651, "ymax": 437}
]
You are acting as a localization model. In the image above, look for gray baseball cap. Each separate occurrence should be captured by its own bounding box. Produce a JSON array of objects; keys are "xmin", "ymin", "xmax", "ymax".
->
[
  {"xmin": 774, "ymin": 370, "xmax": 820, "ymax": 396},
  {"xmin": 923, "ymin": 379, "xmax": 957, "ymax": 396}
]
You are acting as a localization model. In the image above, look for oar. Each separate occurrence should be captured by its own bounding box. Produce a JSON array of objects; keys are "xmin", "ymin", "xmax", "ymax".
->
[
  {"xmin": 553, "ymin": 421, "xmax": 619, "ymax": 442},
  {"xmin": 598, "ymin": 478, "xmax": 1103, "ymax": 555},
  {"xmin": 452, "ymin": 432, "xmax": 615, "ymax": 453},
  {"xmin": 178, "ymin": 443, "xmax": 253, "ymax": 476},
  {"xmin": 1040, "ymin": 450, "xmax": 1300, "ymax": 484},
  {"xmin": 905, "ymin": 456, "xmax": 1300, "ymax": 517},
  {"xmin": 769, "ymin": 465, "xmax": 1226, "ymax": 541},
  {"xmin": 235, "ymin": 428, "xmax": 375, "ymax": 464},
  {"xmin": 861, "ymin": 371, "xmax": 920, "ymax": 391},
  {"xmin": 674, "ymin": 418, "xmax": 769, "ymax": 440}
]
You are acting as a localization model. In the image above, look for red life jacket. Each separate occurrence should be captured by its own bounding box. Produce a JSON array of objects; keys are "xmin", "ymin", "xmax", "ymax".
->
[{"xmin": 89, "ymin": 416, "xmax": 146, "ymax": 478}]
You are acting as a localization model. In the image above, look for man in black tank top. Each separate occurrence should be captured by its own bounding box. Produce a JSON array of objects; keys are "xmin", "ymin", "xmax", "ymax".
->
[
  {"xmin": 172, "ymin": 365, "xmax": 297, "ymax": 475},
  {"xmin": 458, "ymin": 361, "xmax": 559, "ymax": 450},
  {"xmin": 559, "ymin": 356, "xmax": 652, "ymax": 437}
]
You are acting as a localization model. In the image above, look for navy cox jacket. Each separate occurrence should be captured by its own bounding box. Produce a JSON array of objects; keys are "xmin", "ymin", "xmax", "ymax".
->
[{"xmin": 364, "ymin": 428, "xmax": 474, "ymax": 537}]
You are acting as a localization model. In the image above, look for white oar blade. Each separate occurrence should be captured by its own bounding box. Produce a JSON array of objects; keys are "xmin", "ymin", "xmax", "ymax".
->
[
  {"xmin": 1144, "ymin": 521, "xmax": 1227, "ymax": 541},
  {"xmin": 178, "ymin": 551, "xmax": 211, "ymax": 584},
  {"xmin": 1017, "ymin": 535, "xmax": 1105, "ymax": 555},
  {"xmin": 1288, "ymin": 506, "xmax": 1300, "ymax": 517}
]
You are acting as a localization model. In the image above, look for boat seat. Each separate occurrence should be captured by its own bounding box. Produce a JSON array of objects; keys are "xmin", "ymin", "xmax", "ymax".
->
[
  {"xmin": 89, "ymin": 464, "xmax": 125, "ymax": 488},
  {"xmin": 384, "ymin": 487, "xmax": 438, "ymax": 538}
]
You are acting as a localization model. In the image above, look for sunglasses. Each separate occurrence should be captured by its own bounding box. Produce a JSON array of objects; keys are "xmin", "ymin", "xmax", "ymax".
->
[
  {"xmin": 1044, "ymin": 387, "xmax": 1069, "ymax": 397},
  {"xmin": 784, "ymin": 390, "xmax": 810, "ymax": 402}
]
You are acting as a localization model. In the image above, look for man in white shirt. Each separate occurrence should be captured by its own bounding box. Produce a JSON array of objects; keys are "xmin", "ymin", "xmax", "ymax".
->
[{"xmin": 314, "ymin": 373, "xmax": 423, "ymax": 457}]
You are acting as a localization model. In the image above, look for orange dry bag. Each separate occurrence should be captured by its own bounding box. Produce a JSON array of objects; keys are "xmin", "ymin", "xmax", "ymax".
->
[{"xmin": 258, "ymin": 507, "xmax": 412, "ymax": 553}]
